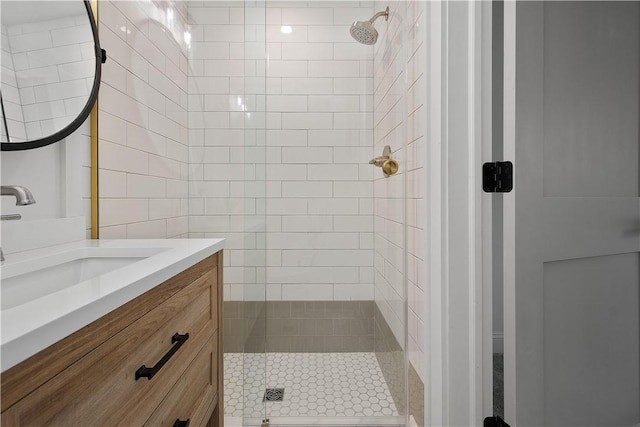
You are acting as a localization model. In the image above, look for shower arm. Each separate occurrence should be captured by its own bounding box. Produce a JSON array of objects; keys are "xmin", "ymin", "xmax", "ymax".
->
[{"xmin": 369, "ymin": 7, "xmax": 389, "ymax": 23}]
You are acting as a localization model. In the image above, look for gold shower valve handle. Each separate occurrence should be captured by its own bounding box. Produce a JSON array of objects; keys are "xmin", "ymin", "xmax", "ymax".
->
[
  {"xmin": 369, "ymin": 145, "xmax": 399, "ymax": 177},
  {"xmin": 382, "ymin": 158, "xmax": 398, "ymax": 176}
]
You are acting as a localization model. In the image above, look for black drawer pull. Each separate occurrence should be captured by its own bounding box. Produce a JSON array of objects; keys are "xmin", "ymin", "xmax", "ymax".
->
[
  {"xmin": 135, "ymin": 333, "xmax": 189, "ymax": 380},
  {"xmin": 173, "ymin": 419, "xmax": 190, "ymax": 427}
]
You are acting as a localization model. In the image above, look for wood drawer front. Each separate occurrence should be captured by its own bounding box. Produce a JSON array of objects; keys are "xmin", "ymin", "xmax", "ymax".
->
[
  {"xmin": 144, "ymin": 331, "xmax": 218, "ymax": 427},
  {"xmin": 2, "ymin": 268, "xmax": 217, "ymax": 427}
]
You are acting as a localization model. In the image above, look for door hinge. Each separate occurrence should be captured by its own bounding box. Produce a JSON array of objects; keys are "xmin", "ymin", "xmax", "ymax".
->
[
  {"xmin": 482, "ymin": 161, "xmax": 513, "ymax": 193},
  {"xmin": 484, "ymin": 416, "xmax": 511, "ymax": 427}
]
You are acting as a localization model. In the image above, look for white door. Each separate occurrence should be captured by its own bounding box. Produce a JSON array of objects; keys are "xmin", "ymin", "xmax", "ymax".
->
[{"xmin": 503, "ymin": 2, "xmax": 640, "ymax": 426}]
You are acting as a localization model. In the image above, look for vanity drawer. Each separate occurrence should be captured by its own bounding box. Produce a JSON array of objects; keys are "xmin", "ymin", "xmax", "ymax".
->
[
  {"xmin": 144, "ymin": 331, "xmax": 218, "ymax": 427},
  {"xmin": 1, "ymin": 266, "xmax": 218, "ymax": 426}
]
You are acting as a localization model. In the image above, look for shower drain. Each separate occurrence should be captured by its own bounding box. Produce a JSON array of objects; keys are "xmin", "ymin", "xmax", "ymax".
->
[{"xmin": 263, "ymin": 388, "xmax": 285, "ymax": 402}]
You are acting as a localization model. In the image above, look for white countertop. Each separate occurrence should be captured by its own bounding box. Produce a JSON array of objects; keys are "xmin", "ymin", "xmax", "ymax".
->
[{"xmin": 0, "ymin": 238, "xmax": 224, "ymax": 372}]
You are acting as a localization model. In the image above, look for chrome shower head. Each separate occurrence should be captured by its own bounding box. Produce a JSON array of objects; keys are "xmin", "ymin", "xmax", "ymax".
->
[
  {"xmin": 350, "ymin": 21, "xmax": 378, "ymax": 45},
  {"xmin": 349, "ymin": 6, "xmax": 389, "ymax": 45}
]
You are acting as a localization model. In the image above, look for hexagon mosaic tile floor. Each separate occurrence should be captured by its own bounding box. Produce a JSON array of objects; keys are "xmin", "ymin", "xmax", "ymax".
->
[{"xmin": 224, "ymin": 352, "xmax": 399, "ymax": 418}]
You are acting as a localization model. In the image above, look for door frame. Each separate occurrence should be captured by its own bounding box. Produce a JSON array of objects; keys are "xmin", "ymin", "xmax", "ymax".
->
[
  {"xmin": 502, "ymin": 1, "xmax": 517, "ymax": 422},
  {"xmin": 424, "ymin": 1, "xmax": 494, "ymax": 425}
]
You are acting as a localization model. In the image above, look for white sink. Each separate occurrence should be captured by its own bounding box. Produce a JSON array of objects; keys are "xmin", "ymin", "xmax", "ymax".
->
[{"xmin": 1, "ymin": 247, "xmax": 166, "ymax": 310}]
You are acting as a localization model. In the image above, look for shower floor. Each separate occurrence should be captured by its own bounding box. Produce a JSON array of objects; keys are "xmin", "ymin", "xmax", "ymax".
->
[{"xmin": 224, "ymin": 352, "xmax": 399, "ymax": 419}]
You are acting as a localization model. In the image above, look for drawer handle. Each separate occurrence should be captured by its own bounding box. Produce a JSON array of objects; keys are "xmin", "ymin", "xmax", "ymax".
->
[
  {"xmin": 135, "ymin": 333, "xmax": 189, "ymax": 380},
  {"xmin": 173, "ymin": 419, "xmax": 190, "ymax": 427}
]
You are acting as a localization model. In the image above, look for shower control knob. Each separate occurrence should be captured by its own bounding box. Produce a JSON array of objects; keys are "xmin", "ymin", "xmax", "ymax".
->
[
  {"xmin": 369, "ymin": 145, "xmax": 399, "ymax": 177},
  {"xmin": 382, "ymin": 158, "xmax": 399, "ymax": 176}
]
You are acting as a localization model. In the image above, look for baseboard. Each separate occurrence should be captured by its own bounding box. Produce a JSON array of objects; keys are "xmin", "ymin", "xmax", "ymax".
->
[{"xmin": 493, "ymin": 332, "xmax": 504, "ymax": 354}]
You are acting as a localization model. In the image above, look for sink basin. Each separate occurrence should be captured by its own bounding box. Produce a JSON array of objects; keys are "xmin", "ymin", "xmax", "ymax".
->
[{"xmin": 1, "ymin": 247, "xmax": 166, "ymax": 310}]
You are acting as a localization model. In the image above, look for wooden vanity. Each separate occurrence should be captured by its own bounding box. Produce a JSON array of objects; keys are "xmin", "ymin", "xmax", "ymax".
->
[{"xmin": 1, "ymin": 251, "xmax": 223, "ymax": 427}]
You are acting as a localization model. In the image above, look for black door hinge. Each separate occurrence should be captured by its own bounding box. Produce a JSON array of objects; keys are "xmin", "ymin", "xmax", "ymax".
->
[
  {"xmin": 482, "ymin": 161, "xmax": 513, "ymax": 193},
  {"xmin": 484, "ymin": 416, "xmax": 511, "ymax": 427}
]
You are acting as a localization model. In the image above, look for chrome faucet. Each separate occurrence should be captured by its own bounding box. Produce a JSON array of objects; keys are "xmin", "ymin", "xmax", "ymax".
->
[
  {"xmin": 1, "ymin": 185, "xmax": 36, "ymax": 262},
  {"xmin": 1, "ymin": 185, "xmax": 36, "ymax": 206}
]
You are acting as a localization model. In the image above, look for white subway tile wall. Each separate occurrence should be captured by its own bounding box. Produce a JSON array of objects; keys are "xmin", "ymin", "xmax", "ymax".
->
[
  {"xmin": 188, "ymin": 1, "xmax": 375, "ymax": 303},
  {"xmin": 98, "ymin": 1, "xmax": 190, "ymax": 238},
  {"xmin": 373, "ymin": 0, "xmax": 427, "ymax": 382},
  {"xmin": 406, "ymin": 1, "xmax": 427, "ymax": 385}
]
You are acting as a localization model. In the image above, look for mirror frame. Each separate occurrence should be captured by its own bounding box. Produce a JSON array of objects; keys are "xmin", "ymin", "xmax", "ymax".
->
[{"xmin": 1, "ymin": 0, "xmax": 103, "ymax": 151}]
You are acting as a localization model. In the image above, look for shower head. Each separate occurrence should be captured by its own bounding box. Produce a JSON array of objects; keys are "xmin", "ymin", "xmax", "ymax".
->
[
  {"xmin": 349, "ymin": 6, "xmax": 389, "ymax": 45},
  {"xmin": 350, "ymin": 21, "xmax": 378, "ymax": 45}
]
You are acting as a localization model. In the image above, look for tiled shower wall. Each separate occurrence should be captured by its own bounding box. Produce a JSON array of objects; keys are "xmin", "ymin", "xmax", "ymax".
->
[
  {"xmin": 373, "ymin": 0, "xmax": 426, "ymax": 423},
  {"xmin": 186, "ymin": 1, "xmax": 249, "ymax": 299},
  {"xmin": 404, "ymin": 0, "xmax": 427, "ymax": 393},
  {"xmin": 404, "ymin": 3, "xmax": 426, "ymax": 424},
  {"xmin": 98, "ymin": 1, "xmax": 190, "ymax": 239},
  {"xmin": 225, "ymin": 300, "xmax": 375, "ymax": 353},
  {"xmin": 187, "ymin": 1, "xmax": 376, "ymax": 302}
]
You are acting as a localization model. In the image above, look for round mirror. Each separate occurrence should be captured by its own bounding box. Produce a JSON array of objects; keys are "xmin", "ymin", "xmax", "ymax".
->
[{"xmin": 1, "ymin": 0, "xmax": 103, "ymax": 151}]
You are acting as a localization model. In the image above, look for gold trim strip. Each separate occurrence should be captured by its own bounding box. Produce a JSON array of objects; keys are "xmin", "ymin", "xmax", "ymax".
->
[{"xmin": 90, "ymin": 0, "xmax": 99, "ymax": 239}]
